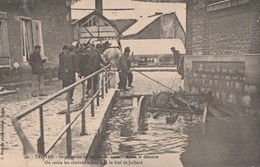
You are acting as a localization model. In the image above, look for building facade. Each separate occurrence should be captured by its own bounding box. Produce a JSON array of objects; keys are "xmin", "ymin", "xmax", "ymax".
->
[
  {"xmin": 0, "ymin": 0, "xmax": 72, "ymax": 84},
  {"xmin": 184, "ymin": 0, "xmax": 260, "ymax": 109}
]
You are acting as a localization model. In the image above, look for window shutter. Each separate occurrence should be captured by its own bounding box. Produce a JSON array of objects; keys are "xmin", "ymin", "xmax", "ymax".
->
[
  {"xmin": 32, "ymin": 20, "xmax": 45, "ymax": 59},
  {"xmin": 0, "ymin": 18, "xmax": 11, "ymax": 67}
]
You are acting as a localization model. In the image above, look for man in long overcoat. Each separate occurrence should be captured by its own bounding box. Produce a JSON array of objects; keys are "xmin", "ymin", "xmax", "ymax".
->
[
  {"xmin": 60, "ymin": 45, "xmax": 77, "ymax": 103},
  {"xmin": 86, "ymin": 43, "xmax": 107, "ymax": 95}
]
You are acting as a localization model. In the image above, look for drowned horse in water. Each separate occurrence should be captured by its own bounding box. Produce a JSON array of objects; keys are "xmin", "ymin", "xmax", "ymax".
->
[{"xmin": 137, "ymin": 89, "xmax": 213, "ymax": 124}]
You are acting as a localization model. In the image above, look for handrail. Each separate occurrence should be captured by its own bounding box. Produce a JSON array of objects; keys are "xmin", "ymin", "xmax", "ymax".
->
[
  {"xmin": 15, "ymin": 65, "xmax": 110, "ymax": 121},
  {"xmin": 44, "ymin": 77, "xmax": 111, "ymax": 155},
  {"xmin": 11, "ymin": 64, "xmax": 112, "ymax": 156}
]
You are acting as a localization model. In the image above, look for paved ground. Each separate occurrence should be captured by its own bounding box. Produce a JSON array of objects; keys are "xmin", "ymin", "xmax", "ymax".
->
[{"xmin": 0, "ymin": 79, "xmax": 84, "ymax": 160}]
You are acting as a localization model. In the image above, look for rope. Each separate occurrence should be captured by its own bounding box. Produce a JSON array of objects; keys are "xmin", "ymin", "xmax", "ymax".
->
[{"xmin": 132, "ymin": 69, "xmax": 176, "ymax": 92}]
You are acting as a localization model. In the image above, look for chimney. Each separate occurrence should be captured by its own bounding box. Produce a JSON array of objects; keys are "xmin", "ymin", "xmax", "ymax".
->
[{"xmin": 95, "ymin": 0, "xmax": 103, "ymax": 15}]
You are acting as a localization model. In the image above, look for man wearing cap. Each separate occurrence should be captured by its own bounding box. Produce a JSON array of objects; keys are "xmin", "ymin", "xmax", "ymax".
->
[
  {"xmin": 29, "ymin": 45, "xmax": 47, "ymax": 97},
  {"xmin": 117, "ymin": 47, "xmax": 131, "ymax": 91}
]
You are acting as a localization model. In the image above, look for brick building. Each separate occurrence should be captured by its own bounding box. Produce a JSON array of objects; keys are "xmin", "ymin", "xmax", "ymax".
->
[
  {"xmin": 0, "ymin": 0, "xmax": 73, "ymax": 84},
  {"xmin": 185, "ymin": 0, "xmax": 260, "ymax": 55},
  {"xmin": 184, "ymin": 0, "xmax": 260, "ymax": 108}
]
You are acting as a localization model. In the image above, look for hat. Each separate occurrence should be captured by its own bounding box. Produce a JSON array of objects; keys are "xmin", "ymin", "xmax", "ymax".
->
[
  {"xmin": 171, "ymin": 47, "xmax": 175, "ymax": 50},
  {"xmin": 96, "ymin": 43, "xmax": 104, "ymax": 49},
  {"xmin": 35, "ymin": 45, "xmax": 41, "ymax": 49},
  {"xmin": 124, "ymin": 47, "xmax": 130, "ymax": 52},
  {"xmin": 62, "ymin": 45, "xmax": 69, "ymax": 50},
  {"xmin": 104, "ymin": 41, "xmax": 111, "ymax": 46},
  {"xmin": 68, "ymin": 45, "xmax": 75, "ymax": 51}
]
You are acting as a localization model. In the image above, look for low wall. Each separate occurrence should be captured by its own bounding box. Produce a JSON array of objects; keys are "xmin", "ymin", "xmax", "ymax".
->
[
  {"xmin": 86, "ymin": 90, "xmax": 119, "ymax": 162},
  {"xmin": 184, "ymin": 54, "xmax": 260, "ymax": 108},
  {"xmin": 0, "ymin": 66, "xmax": 58, "ymax": 85}
]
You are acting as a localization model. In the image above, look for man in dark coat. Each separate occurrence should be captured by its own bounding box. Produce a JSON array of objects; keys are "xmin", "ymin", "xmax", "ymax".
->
[
  {"xmin": 86, "ymin": 43, "xmax": 107, "ymax": 95},
  {"xmin": 126, "ymin": 47, "xmax": 134, "ymax": 88},
  {"xmin": 78, "ymin": 45, "xmax": 91, "ymax": 78},
  {"xmin": 29, "ymin": 45, "xmax": 47, "ymax": 97},
  {"xmin": 58, "ymin": 45, "xmax": 69, "ymax": 80},
  {"xmin": 60, "ymin": 45, "xmax": 77, "ymax": 103},
  {"xmin": 171, "ymin": 47, "xmax": 180, "ymax": 66},
  {"xmin": 117, "ymin": 47, "xmax": 131, "ymax": 91},
  {"xmin": 171, "ymin": 47, "xmax": 184, "ymax": 79}
]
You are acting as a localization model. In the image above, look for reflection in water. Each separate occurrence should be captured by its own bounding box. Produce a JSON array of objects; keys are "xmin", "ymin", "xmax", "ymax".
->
[{"xmin": 101, "ymin": 98, "xmax": 189, "ymax": 166}]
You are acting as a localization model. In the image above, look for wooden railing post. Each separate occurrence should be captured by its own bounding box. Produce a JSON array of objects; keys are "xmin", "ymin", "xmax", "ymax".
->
[
  {"xmin": 37, "ymin": 106, "xmax": 45, "ymax": 155},
  {"xmin": 66, "ymin": 92, "xmax": 72, "ymax": 158},
  {"xmin": 80, "ymin": 83, "xmax": 87, "ymax": 136},
  {"xmin": 91, "ymin": 77, "xmax": 95, "ymax": 117}
]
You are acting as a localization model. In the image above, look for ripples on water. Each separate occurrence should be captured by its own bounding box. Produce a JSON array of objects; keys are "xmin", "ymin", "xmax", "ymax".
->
[{"xmin": 100, "ymin": 98, "xmax": 191, "ymax": 167}]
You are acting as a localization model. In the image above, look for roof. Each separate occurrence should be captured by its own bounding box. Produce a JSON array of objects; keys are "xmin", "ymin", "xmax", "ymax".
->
[
  {"xmin": 72, "ymin": 10, "xmax": 121, "ymax": 39},
  {"xmin": 122, "ymin": 14, "xmax": 162, "ymax": 37},
  {"xmin": 108, "ymin": 39, "xmax": 186, "ymax": 55},
  {"xmin": 72, "ymin": 0, "xmax": 186, "ymax": 30}
]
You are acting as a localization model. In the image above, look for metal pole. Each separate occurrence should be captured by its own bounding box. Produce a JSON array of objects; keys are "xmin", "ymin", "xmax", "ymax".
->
[
  {"xmin": 105, "ymin": 69, "xmax": 108, "ymax": 94},
  {"xmin": 108, "ymin": 66, "xmax": 112, "ymax": 89},
  {"xmin": 37, "ymin": 106, "xmax": 45, "ymax": 155},
  {"xmin": 80, "ymin": 83, "xmax": 87, "ymax": 136},
  {"xmin": 38, "ymin": 106, "xmax": 44, "ymax": 154},
  {"xmin": 66, "ymin": 92, "xmax": 72, "ymax": 158},
  {"xmin": 96, "ymin": 75, "xmax": 100, "ymax": 106},
  {"xmin": 101, "ymin": 71, "xmax": 104, "ymax": 99},
  {"xmin": 91, "ymin": 77, "xmax": 95, "ymax": 117}
]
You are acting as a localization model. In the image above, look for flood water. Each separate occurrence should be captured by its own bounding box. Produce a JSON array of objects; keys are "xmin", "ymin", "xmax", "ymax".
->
[{"xmin": 100, "ymin": 98, "xmax": 191, "ymax": 167}]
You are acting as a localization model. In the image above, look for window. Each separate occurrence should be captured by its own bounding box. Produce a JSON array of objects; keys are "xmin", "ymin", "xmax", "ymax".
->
[
  {"xmin": 20, "ymin": 18, "xmax": 44, "ymax": 62},
  {"xmin": 0, "ymin": 12, "xmax": 10, "ymax": 67}
]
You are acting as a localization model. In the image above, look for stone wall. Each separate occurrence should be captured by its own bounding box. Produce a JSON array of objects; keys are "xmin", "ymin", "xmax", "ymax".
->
[{"xmin": 184, "ymin": 54, "xmax": 260, "ymax": 108}]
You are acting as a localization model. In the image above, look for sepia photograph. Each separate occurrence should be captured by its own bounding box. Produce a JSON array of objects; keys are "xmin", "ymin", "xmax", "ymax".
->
[{"xmin": 0, "ymin": 0, "xmax": 259, "ymax": 166}]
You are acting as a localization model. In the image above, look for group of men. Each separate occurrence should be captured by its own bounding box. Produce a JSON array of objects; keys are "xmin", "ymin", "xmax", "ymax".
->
[
  {"xmin": 57, "ymin": 42, "xmax": 108, "ymax": 103},
  {"xmin": 28, "ymin": 41, "xmax": 134, "ymax": 100}
]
